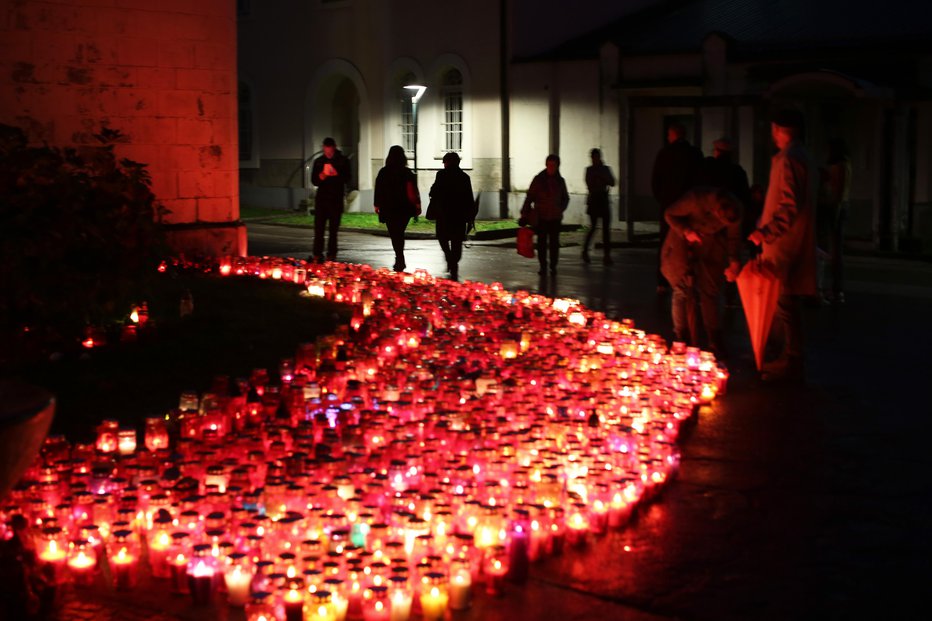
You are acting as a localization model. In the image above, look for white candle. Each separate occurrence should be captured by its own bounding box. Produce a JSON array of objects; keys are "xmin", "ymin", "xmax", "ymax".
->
[
  {"xmin": 224, "ymin": 564, "xmax": 252, "ymax": 606},
  {"xmin": 448, "ymin": 570, "xmax": 471, "ymax": 610}
]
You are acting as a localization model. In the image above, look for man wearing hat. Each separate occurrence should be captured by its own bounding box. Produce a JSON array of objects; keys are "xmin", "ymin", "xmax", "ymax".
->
[{"xmin": 748, "ymin": 109, "xmax": 818, "ymax": 381}]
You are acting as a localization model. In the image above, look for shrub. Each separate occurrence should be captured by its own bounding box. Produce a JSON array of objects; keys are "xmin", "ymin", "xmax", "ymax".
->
[{"xmin": 0, "ymin": 124, "xmax": 168, "ymax": 365}]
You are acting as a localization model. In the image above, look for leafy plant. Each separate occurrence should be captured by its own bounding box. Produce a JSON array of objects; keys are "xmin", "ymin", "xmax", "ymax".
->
[{"xmin": 0, "ymin": 124, "xmax": 168, "ymax": 366}]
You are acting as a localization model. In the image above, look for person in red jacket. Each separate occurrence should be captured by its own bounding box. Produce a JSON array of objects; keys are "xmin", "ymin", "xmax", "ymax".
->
[{"xmin": 520, "ymin": 154, "xmax": 569, "ymax": 276}]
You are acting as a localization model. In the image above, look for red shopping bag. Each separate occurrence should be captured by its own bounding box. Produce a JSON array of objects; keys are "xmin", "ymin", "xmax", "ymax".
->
[{"xmin": 516, "ymin": 227, "xmax": 535, "ymax": 258}]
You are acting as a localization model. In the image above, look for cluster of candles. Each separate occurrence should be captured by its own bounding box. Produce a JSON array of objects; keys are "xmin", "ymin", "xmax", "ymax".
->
[{"xmin": 2, "ymin": 256, "xmax": 727, "ymax": 620}]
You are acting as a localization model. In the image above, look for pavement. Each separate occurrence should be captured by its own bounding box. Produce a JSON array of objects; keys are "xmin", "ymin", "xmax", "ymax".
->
[{"xmin": 49, "ymin": 224, "xmax": 932, "ymax": 620}]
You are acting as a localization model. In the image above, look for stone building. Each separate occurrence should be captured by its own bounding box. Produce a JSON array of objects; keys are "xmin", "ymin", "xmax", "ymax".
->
[
  {"xmin": 0, "ymin": 0, "xmax": 243, "ymax": 256},
  {"xmin": 241, "ymin": 0, "xmax": 932, "ymax": 251}
]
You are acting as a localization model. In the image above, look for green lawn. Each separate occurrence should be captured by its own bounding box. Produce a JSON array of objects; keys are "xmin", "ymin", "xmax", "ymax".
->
[
  {"xmin": 21, "ymin": 272, "xmax": 348, "ymax": 442},
  {"xmin": 240, "ymin": 205, "xmax": 518, "ymax": 234}
]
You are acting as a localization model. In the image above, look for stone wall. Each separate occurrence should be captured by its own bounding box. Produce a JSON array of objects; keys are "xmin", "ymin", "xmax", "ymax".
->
[{"xmin": 0, "ymin": 0, "xmax": 244, "ymax": 256}]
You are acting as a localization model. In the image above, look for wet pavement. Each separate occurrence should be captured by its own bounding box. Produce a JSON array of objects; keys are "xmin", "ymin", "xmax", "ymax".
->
[{"xmin": 49, "ymin": 223, "xmax": 932, "ymax": 620}]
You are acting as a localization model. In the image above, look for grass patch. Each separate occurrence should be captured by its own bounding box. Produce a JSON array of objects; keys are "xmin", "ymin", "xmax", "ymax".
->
[
  {"xmin": 240, "ymin": 205, "xmax": 518, "ymax": 234},
  {"xmin": 19, "ymin": 272, "xmax": 348, "ymax": 442}
]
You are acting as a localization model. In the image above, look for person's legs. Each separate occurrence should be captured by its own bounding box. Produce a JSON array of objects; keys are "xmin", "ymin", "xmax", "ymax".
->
[
  {"xmin": 832, "ymin": 206, "xmax": 847, "ymax": 301},
  {"xmin": 536, "ymin": 225, "xmax": 549, "ymax": 273},
  {"xmin": 313, "ymin": 208, "xmax": 327, "ymax": 260},
  {"xmin": 548, "ymin": 223, "xmax": 560, "ymax": 272},
  {"xmin": 601, "ymin": 213, "xmax": 613, "ymax": 264},
  {"xmin": 326, "ymin": 210, "xmax": 341, "ymax": 259},
  {"xmin": 583, "ymin": 215, "xmax": 596, "ymax": 262},
  {"xmin": 671, "ymin": 280, "xmax": 692, "ymax": 343},
  {"xmin": 765, "ymin": 293, "xmax": 804, "ymax": 379},
  {"xmin": 695, "ymin": 259, "xmax": 725, "ymax": 356},
  {"xmin": 387, "ymin": 219, "xmax": 408, "ymax": 270},
  {"xmin": 657, "ymin": 211, "xmax": 670, "ymax": 291}
]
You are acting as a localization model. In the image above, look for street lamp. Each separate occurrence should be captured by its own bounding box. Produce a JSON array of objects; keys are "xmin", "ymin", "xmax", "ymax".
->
[{"xmin": 404, "ymin": 84, "xmax": 426, "ymax": 173}]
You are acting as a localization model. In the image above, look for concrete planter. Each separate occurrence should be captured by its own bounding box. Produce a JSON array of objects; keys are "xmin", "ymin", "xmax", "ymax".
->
[{"xmin": 0, "ymin": 380, "xmax": 55, "ymax": 501}]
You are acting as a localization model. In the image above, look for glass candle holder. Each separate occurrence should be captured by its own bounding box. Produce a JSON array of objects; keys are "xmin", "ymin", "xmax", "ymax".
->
[
  {"xmin": 281, "ymin": 578, "xmax": 306, "ymax": 621},
  {"xmin": 388, "ymin": 575, "xmax": 412, "ymax": 621},
  {"xmin": 110, "ymin": 529, "xmax": 139, "ymax": 590},
  {"xmin": 362, "ymin": 585, "xmax": 391, "ymax": 621},
  {"xmin": 187, "ymin": 543, "xmax": 219, "ymax": 605},
  {"xmin": 418, "ymin": 571, "xmax": 449, "ymax": 621},
  {"xmin": 67, "ymin": 539, "xmax": 97, "ymax": 586},
  {"xmin": 483, "ymin": 545, "xmax": 509, "ymax": 596},
  {"xmin": 224, "ymin": 552, "xmax": 254, "ymax": 606}
]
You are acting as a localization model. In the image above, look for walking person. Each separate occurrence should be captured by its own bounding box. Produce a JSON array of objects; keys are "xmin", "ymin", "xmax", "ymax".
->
[
  {"xmin": 428, "ymin": 152, "xmax": 475, "ymax": 281},
  {"xmin": 748, "ymin": 109, "xmax": 817, "ymax": 382},
  {"xmin": 310, "ymin": 137, "xmax": 350, "ymax": 262},
  {"xmin": 374, "ymin": 145, "xmax": 421, "ymax": 272},
  {"xmin": 520, "ymin": 154, "xmax": 569, "ymax": 276},
  {"xmin": 661, "ymin": 187, "xmax": 743, "ymax": 357},
  {"xmin": 582, "ymin": 148, "xmax": 616, "ymax": 265},
  {"xmin": 817, "ymin": 138, "xmax": 851, "ymax": 303},
  {"xmin": 651, "ymin": 122, "xmax": 703, "ymax": 293}
]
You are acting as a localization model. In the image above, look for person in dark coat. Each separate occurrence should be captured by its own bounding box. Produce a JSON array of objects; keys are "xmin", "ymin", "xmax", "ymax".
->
[
  {"xmin": 651, "ymin": 122, "xmax": 703, "ymax": 293},
  {"xmin": 696, "ymin": 138, "xmax": 751, "ymax": 215},
  {"xmin": 310, "ymin": 137, "xmax": 351, "ymax": 262},
  {"xmin": 748, "ymin": 109, "xmax": 818, "ymax": 382},
  {"xmin": 429, "ymin": 152, "xmax": 475, "ymax": 281},
  {"xmin": 662, "ymin": 187, "xmax": 742, "ymax": 357},
  {"xmin": 520, "ymin": 154, "xmax": 569, "ymax": 276},
  {"xmin": 374, "ymin": 145, "xmax": 421, "ymax": 272},
  {"xmin": 696, "ymin": 137, "xmax": 751, "ymax": 306},
  {"xmin": 583, "ymin": 148, "xmax": 616, "ymax": 265}
]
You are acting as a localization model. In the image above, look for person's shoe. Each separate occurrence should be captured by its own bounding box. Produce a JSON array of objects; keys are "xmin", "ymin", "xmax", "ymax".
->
[
  {"xmin": 761, "ymin": 356, "xmax": 804, "ymax": 382},
  {"xmin": 393, "ymin": 262, "xmax": 406, "ymax": 272},
  {"xmin": 603, "ymin": 254, "xmax": 614, "ymax": 266},
  {"xmin": 833, "ymin": 291, "xmax": 845, "ymax": 304},
  {"xmin": 449, "ymin": 267, "xmax": 459, "ymax": 281},
  {"xmin": 326, "ymin": 254, "xmax": 337, "ymax": 262},
  {"xmin": 709, "ymin": 331, "xmax": 729, "ymax": 360},
  {"xmin": 582, "ymin": 249, "xmax": 591, "ymax": 264}
]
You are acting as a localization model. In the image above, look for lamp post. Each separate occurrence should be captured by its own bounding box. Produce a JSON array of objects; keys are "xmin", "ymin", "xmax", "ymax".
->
[{"xmin": 404, "ymin": 84, "xmax": 426, "ymax": 173}]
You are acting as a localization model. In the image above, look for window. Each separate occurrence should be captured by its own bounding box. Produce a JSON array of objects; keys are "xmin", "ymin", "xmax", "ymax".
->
[
  {"xmin": 238, "ymin": 82, "xmax": 253, "ymax": 162},
  {"xmin": 399, "ymin": 73, "xmax": 416, "ymax": 155},
  {"xmin": 442, "ymin": 69, "xmax": 463, "ymax": 152}
]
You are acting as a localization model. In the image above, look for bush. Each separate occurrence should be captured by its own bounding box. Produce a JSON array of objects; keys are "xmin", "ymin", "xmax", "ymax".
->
[{"xmin": 0, "ymin": 124, "xmax": 168, "ymax": 365}]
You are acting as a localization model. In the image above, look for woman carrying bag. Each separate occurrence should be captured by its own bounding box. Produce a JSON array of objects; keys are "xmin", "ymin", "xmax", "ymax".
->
[{"xmin": 374, "ymin": 145, "xmax": 421, "ymax": 272}]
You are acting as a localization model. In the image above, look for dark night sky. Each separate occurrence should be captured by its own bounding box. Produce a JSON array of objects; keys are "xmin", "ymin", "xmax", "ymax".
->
[{"xmin": 512, "ymin": 0, "xmax": 659, "ymax": 56}]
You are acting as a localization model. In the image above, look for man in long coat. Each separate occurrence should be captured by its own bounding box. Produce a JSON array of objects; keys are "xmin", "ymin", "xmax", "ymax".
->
[{"xmin": 748, "ymin": 109, "xmax": 817, "ymax": 381}]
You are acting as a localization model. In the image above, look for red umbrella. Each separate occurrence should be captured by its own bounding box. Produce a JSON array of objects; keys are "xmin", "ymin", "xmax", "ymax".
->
[{"xmin": 736, "ymin": 258, "xmax": 781, "ymax": 371}]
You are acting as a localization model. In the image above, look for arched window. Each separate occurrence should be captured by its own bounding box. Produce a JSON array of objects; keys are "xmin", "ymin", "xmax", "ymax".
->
[
  {"xmin": 399, "ymin": 72, "xmax": 416, "ymax": 155},
  {"xmin": 441, "ymin": 69, "xmax": 463, "ymax": 152},
  {"xmin": 238, "ymin": 81, "xmax": 253, "ymax": 163}
]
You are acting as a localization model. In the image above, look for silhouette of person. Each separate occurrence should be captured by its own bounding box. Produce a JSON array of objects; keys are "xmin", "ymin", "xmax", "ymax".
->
[
  {"xmin": 661, "ymin": 187, "xmax": 743, "ymax": 357},
  {"xmin": 748, "ymin": 109, "xmax": 818, "ymax": 382},
  {"xmin": 429, "ymin": 152, "xmax": 475, "ymax": 281},
  {"xmin": 374, "ymin": 145, "xmax": 421, "ymax": 272},
  {"xmin": 817, "ymin": 138, "xmax": 851, "ymax": 303},
  {"xmin": 520, "ymin": 154, "xmax": 570, "ymax": 276},
  {"xmin": 583, "ymin": 148, "xmax": 616, "ymax": 265},
  {"xmin": 651, "ymin": 122, "xmax": 703, "ymax": 293},
  {"xmin": 310, "ymin": 137, "xmax": 350, "ymax": 262}
]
